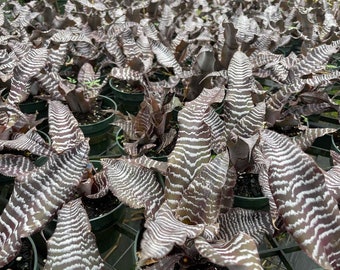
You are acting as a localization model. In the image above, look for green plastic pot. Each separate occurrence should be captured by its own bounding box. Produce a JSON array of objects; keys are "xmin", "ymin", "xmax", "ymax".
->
[
  {"xmin": 79, "ymin": 95, "xmax": 117, "ymax": 156},
  {"xmin": 233, "ymin": 195, "xmax": 269, "ymax": 211},
  {"xmin": 0, "ymin": 197, "xmax": 39, "ymax": 270},
  {"xmin": 108, "ymin": 78, "xmax": 144, "ymax": 115}
]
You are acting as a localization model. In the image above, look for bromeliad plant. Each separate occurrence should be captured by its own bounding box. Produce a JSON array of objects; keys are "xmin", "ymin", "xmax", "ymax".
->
[
  {"xmin": 102, "ymin": 42, "xmax": 340, "ymax": 269},
  {"xmin": 0, "ymin": 99, "xmax": 109, "ymax": 268}
]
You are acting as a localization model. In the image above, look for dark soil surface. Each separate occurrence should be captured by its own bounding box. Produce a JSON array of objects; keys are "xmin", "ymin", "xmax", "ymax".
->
[
  {"xmin": 82, "ymin": 191, "xmax": 120, "ymax": 220},
  {"xmin": 110, "ymin": 79, "xmax": 144, "ymax": 94},
  {"xmin": 233, "ymin": 172, "xmax": 263, "ymax": 197},
  {"xmin": 73, "ymin": 101, "xmax": 111, "ymax": 125},
  {"xmin": 0, "ymin": 238, "xmax": 35, "ymax": 270}
]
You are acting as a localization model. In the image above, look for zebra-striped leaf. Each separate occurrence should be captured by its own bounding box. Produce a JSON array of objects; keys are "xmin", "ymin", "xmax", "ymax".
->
[
  {"xmin": 102, "ymin": 157, "xmax": 163, "ymax": 219},
  {"xmin": 224, "ymin": 51, "xmax": 255, "ymax": 132},
  {"xmin": 216, "ymin": 208, "xmax": 274, "ymax": 245},
  {"xmin": 291, "ymin": 128, "xmax": 337, "ymax": 151},
  {"xmin": 0, "ymin": 140, "xmax": 90, "ymax": 267},
  {"xmin": 324, "ymin": 150, "xmax": 340, "ymax": 202},
  {"xmin": 195, "ymin": 233, "xmax": 263, "ymax": 270},
  {"xmin": 140, "ymin": 203, "xmax": 205, "ymax": 261},
  {"xmin": 175, "ymin": 151, "xmax": 229, "ymax": 226},
  {"xmin": 149, "ymin": 39, "xmax": 182, "ymax": 76},
  {"xmin": 166, "ymin": 87, "xmax": 225, "ymax": 209},
  {"xmin": 290, "ymin": 40, "xmax": 340, "ymax": 79},
  {"xmin": 110, "ymin": 66, "xmax": 143, "ymax": 81},
  {"xmin": 260, "ymin": 129, "xmax": 340, "ymax": 269},
  {"xmin": 48, "ymin": 100, "xmax": 85, "ymax": 153},
  {"xmin": 0, "ymin": 154, "xmax": 35, "ymax": 178},
  {"xmin": 7, "ymin": 47, "xmax": 48, "ymax": 105},
  {"xmin": 44, "ymin": 199, "xmax": 105, "ymax": 270},
  {"xmin": 0, "ymin": 129, "xmax": 53, "ymax": 157}
]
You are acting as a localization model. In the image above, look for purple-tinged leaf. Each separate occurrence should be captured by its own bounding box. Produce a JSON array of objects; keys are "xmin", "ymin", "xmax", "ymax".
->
[
  {"xmin": 0, "ymin": 154, "xmax": 35, "ymax": 178},
  {"xmin": 0, "ymin": 140, "xmax": 90, "ymax": 267},
  {"xmin": 290, "ymin": 40, "xmax": 340, "ymax": 78},
  {"xmin": 102, "ymin": 158, "xmax": 163, "ymax": 219},
  {"xmin": 291, "ymin": 128, "xmax": 337, "ymax": 151},
  {"xmin": 44, "ymin": 199, "xmax": 105, "ymax": 270},
  {"xmin": 110, "ymin": 66, "xmax": 143, "ymax": 81},
  {"xmin": 324, "ymin": 151, "xmax": 340, "ymax": 202},
  {"xmin": 48, "ymin": 100, "xmax": 85, "ymax": 153},
  {"xmin": 166, "ymin": 87, "xmax": 224, "ymax": 209},
  {"xmin": 260, "ymin": 129, "xmax": 340, "ymax": 269},
  {"xmin": 0, "ymin": 129, "xmax": 53, "ymax": 157},
  {"xmin": 217, "ymin": 208, "xmax": 274, "ymax": 245},
  {"xmin": 195, "ymin": 233, "xmax": 263, "ymax": 270},
  {"xmin": 7, "ymin": 47, "xmax": 48, "ymax": 105},
  {"xmin": 175, "ymin": 151, "xmax": 229, "ymax": 226},
  {"xmin": 149, "ymin": 39, "xmax": 182, "ymax": 76},
  {"xmin": 140, "ymin": 204, "xmax": 205, "ymax": 261}
]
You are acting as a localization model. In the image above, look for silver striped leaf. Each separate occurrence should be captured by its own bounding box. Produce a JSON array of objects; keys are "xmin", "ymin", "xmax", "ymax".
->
[
  {"xmin": 319, "ymin": 12, "xmax": 338, "ymax": 42},
  {"xmin": 195, "ymin": 233, "xmax": 263, "ymax": 270},
  {"xmin": 305, "ymin": 70, "xmax": 340, "ymax": 87},
  {"xmin": 50, "ymin": 29, "xmax": 93, "ymax": 44},
  {"xmin": 110, "ymin": 66, "xmax": 143, "ymax": 81},
  {"xmin": 0, "ymin": 140, "xmax": 90, "ymax": 267},
  {"xmin": 260, "ymin": 129, "xmax": 340, "ymax": 269},
  {"xmin": 120, "ymin": 29, "xmax": 142, "ymax": 62},
  {"xmin": 289, "ymin": 40, "xmax": 340, "ymax": 79},
  {"xmin": 0, "ymin": 49, "xmax": 16, "ymax": 81},
  {"xmin": 83, "ymin": 169, "xmax": 109, "ymax": 199},
  {"xmin": 34, "ymin": 71, "xmax": 65, "ymax": 100},
  {"xmin": 48, "ymin": 100, "xmax": 85, "ymax": 153},
  {"xmin": 0, "ymin": 154, "xmax": 35, "ymax": 178},
  {"xmin": 233, "ymin": 14, "xmax": 260, "ymax": 43},
  {"xmin": 282, "ymin": 102, "xmax": 336, "ymax": 119},
  {"xmin": 229, "ymin": 101, "xmax": 266, "ymax": 141},
  {"xmin": 216, "ymin": 208, "xmax": 274, "ymax": 245},
  {"xmin": 48, "ymin": 43, "xmax": 68, "ymax": 73},
  {"xmin": 265, "ymin": 79, "xmax": 306, "ymax": 126},
  {"xmin": 130, "ymin": 0, "xmax": 150, "ymax": 12},
  {"xmin": 102, "ymin": 158, "xmax": 163, "ymax": 219},
  {"xmin": 175, "ymin": 151, "xmax": 229, "ymax": 226},
  {"xmin": 140, "ymin": 203, "xmax": 205, "ymax": 261},
  {"xmin": 158, "ymin": 4, "xmax": 174, "ymax": 36},
  {"xmin": 324, "ymin": 151, "xmax": 340, "ymax": 202},
  {"xmin": 0, "ymin": 3, "xmax": 4, "ymax": 27},
  {"xmin": 0, "ymin": 129, "xmax": 53, "ymax": 157},
  {"xmin": 7, "ymin": 47, "xmax": 48, "ymax": 105},
  {"xmin": 166, "ymin": 87, "xmax": 225, "ymax": 210},
  {"xmin": 139, "ymin": 19, "xmax": 159, "ymax": 41},
  {"xmin": 291, "ymin": 128, "xmax": 337, "ymax": 151},
  {"xmin": 224, "ymin": 51, "xmax": 255, "ymax": 132},
  {"xmin": 105, "ymin": 37, "xmax": 126, "ymax": 67},
  {"xmin": 127, "ymin": 155, "xmax": 168, "ymax": 175},
  {"xmin": 149, "ymin": 39, "xmax": 182, "ymax": 76},
  {"xmin": 44, "ymin": 199, "xmax": 105, "ymax": 270}
]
